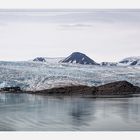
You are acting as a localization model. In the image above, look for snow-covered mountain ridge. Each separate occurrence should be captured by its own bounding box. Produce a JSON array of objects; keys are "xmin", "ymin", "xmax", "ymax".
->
[
  {"xmin": 31, "ymin": 53, "xmax": 140, "ymax": 67},
  {"xmin": 118, "ymin": 56, "xmax": 140, "ymax": 66}
]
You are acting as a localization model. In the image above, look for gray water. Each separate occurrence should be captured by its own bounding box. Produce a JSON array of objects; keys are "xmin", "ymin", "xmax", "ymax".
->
[{"xmin": 0, "ymin": 93, "xmax": 140, "ymax": 131}]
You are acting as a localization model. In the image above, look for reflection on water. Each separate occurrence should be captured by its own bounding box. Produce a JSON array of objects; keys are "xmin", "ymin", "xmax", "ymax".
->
[
  {"xmin": 0, "ymin": 93, "xmax": 140, "ymax": 131},
  {"xmin": 69, "ymin": 99, "xmax": 93, "ymax": 129}
]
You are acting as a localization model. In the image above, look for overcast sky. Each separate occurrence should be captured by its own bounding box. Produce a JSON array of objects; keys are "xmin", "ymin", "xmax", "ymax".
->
[{"xmin": 0, "ymin": 9, "xmax": 140, "ymax": 62}]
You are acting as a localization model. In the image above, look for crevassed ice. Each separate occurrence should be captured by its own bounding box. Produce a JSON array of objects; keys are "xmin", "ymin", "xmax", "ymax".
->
[{"xmin": 0, "ymin": 59, "xmax": 139, "ymax": 91}]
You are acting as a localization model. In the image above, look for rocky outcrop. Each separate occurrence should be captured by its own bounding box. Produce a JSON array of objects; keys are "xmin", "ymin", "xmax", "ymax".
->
[
  {"xmin": 31, "ymin": 85, "xmax": 97, "ymax": 96},
  {"xmin": 100, "ymin": 62, "xmax": 117, "ymax": 66},
  {"xmin": 94, "ymin": 81, "xmax": 137, "ymax": 95},
  {"xmin": 0, "ymin": 87, "xmax": 22, "ymax": 93},
  {"xmin": 135, "ymin": 86, "xmax": 140, "ymax": 92},
  {"xmin": 1, "ymin": 81, "xmax": 140, "ymax": 97},
  {"xmin": 29, "ymin": 81, "xmax": 140, "ymax": 97}
]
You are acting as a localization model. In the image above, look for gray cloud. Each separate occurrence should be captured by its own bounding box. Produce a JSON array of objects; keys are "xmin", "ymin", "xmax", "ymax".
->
[
  {"xmin": 59, "ymin": 23, "xmax": 93, "ymax": 29},
  {"xmin": 1, "ymin": 9, "xmax": 140, "ymax": 24}
]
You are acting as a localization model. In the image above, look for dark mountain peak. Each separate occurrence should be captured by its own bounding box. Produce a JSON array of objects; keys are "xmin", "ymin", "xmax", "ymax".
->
[
  {"xmin": 60, "ymin": 52, "xmax": 99, "ymax": 65},
  {"xmin": 71, "ymin": 52, "xmax": 85, "ymax": 56}
]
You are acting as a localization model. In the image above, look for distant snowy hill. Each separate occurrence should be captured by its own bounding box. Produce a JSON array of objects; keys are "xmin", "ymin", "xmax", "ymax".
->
[
  {"xmin": 60, "ymin": 52, "xmax": 99, "ymax": 65},
  {"xmin": 32, "ymin": 57, "xmax": 64, "ymax": 63},
  {"xmin": 33, "ymin": 57, "xmax": 47, "ymax": 62},
  {"xmin": 119, "ymin": 57, "xmax": 140, "ymax": 66},
  {"xmin": 101, "ymin": 56, "xmax": 140, "ymax": 66}
]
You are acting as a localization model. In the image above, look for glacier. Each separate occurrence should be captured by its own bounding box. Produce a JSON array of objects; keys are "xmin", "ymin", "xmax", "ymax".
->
[{"xmin": 0, "ymin": 58, "xmax": 139, "ymax": 91}]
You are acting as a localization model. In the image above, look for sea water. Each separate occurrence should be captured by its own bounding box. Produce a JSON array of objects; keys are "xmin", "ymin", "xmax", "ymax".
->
[{"xmin": 0, "ymin": 93, "xmax": 140, "ymax": 131}]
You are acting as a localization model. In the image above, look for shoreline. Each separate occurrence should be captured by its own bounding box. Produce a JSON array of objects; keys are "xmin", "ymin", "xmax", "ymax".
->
[
  {"xmin": 0, "ymin": 92, "xmax": 135, "ymax": 98},
  {"xmin": 0, "ymin": 80, "xmax": 140, "ymax": 98}
]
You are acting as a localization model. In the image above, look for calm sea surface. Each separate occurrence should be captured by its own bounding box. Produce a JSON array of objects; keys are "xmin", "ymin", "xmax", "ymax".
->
[{"xmin": 0, "ymin": 93, "xmax": 140, "ymax": 131}]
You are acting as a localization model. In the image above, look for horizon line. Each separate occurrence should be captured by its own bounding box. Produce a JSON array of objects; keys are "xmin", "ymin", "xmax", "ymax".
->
[{"xmin": 0, "ymin": 55, "xmax": 139, "ymax": 63}]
